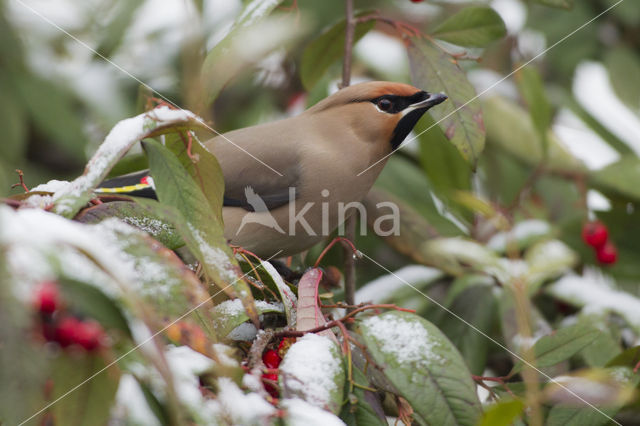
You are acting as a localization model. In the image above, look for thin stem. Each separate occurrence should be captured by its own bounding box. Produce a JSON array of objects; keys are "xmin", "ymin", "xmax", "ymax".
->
[{"xmin": 341, "ymin": 0, "xmax": 358, "ymax": 321}]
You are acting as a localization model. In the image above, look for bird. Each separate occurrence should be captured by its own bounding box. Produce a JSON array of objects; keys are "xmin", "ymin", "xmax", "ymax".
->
[{"xmin": 98, "ymin": 81, "xmax": 447, "ymax": 258}]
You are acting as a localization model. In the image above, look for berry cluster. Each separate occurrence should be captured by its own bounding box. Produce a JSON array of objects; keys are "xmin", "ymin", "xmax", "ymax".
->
[
  {"xmin": 582, "ymin": 221, "xmax": 617, "ymax": 265},
  {"xmin": 260, "ymin": 338, "xmax": 295, "ymax": 399},
  {"xmin": 33, "ymin": 281, "xmax": 106, "ymax": 352}
]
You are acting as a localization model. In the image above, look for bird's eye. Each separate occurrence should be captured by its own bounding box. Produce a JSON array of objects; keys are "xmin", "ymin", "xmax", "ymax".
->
[{"xmin": 377, "ymin": 98, "xmax": 393, "ymax": 112}]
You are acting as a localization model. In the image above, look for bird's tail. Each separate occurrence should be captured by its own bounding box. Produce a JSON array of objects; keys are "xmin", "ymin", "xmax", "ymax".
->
[{"xmin": 94, "ymin": 170, "xmax": 157, "ymax": 199}]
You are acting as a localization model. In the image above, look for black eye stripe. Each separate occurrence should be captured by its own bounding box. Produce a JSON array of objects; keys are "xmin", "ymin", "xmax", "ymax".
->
[{"xmin": 369, "ymin": 91, "xmax": 428, "ymax": 114}]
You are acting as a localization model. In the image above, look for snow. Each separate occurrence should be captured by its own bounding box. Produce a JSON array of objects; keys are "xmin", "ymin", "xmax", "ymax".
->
[
  {"xmin": 213, "ymin": 377, "xmax": 276, "ymax": 425},
  {"xmin": 165, "ymin": 345, "xmax": 215, "ymax": 408},
  {"xmin": 280, "ymin": 334, "xmax": 342, "ymax": 410},
  {"xmin": 491, "ymin": 0, "xmax": 526, "ymax": 34},
  {"xmin": 362, "ymin": 315, "xmax": 444, "ymax": 368},
  {"xmin": 112, "ymin": 374, "xmax": 160, "ymax": 426},
  {"xmin": 122, "ymin": 216, "xmax": 172, "ymax": 236},
  {"xmin": 281, "ymin": 398, "xmax": 345, "ymax": 426},
  {"xmin": 355, "ymin": 265, "xmax": 443, "ymax": 305},
  {"xmin": 355, "ymin": 31, "xmax": 407, "ymax": 78},
  {"xmin": 487, "ymin": 219, "xmax": 551, "ymax": 252},
  {"xmin": 30, "ymin": 179, "xmax": 71, "ymax": 193},
  {"xmin": 188, "ymin": 224, "xmax": 238, "ymax": 284},
  {"xmin": 553, "ymin": 109, "xmax": 620, "ymax": 170},
  {"xmin": 573, "ymin": 62, "xmax": 640, "ymax": 157},
  {"xmin": 549, "ymin": 269, "xmax": 640, "ymax": 331},
  {"xmin": 51, "ymin": 106, "xmax": 199, "ymax": 215},
  {"xmin": 0, "ymin": 206, "xmax": 136, "ymax": 290},
  {"xmin": 587, "ymin": 190, "xmax": 612, "ymax": 212}
]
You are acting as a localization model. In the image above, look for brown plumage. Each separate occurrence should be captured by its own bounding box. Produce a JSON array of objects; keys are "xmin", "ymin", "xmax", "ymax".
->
[{"xmin": 204, "ymin": 81, "xmax": 447, "ymax": 257}]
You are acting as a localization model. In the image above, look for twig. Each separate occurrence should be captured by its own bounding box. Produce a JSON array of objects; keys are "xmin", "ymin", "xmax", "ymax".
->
[
  {"xmin": 274, "ymin": 303, "xmax": 414, "ymax": 338},
  {"xmin": 11, "ymin": 169, "xmax": 29, "ymax": 193},
  {"xmin": 472, "ymin": 375, "xmax": 516, "ymax": 398},
  {"xmin": 341, "ymin": 0, "xmax": 358, "ymax": 322},
  {"xmin": 314, "ymin": 237, "xmax": 359, "ymax": 268}
]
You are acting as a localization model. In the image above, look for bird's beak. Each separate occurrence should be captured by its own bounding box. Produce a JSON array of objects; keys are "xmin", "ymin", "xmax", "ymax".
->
[{"xmin": 410, "ymin": 92, "xmax": 448, "ymax": 109}]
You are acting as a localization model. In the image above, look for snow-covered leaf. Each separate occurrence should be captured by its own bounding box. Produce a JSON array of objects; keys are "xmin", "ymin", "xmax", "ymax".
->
[
  {"xmin": 211, "ymin": 299, "xmax": 284, "ymax": 340},
  {"xmin": 422, "ymin": 237, "xmax": 499, "ymax": 276},
  {"xmin": 76, "ymin": 200, "xmax": 183, "ymax": 250},
  {"xmin": 256, "ymin": 260, "xmax": 297, "ymax": 326},
  {"xmin": 547, "ymin": 272, "xmax": 640, "ymax": 333},
  {"xmin": 545, "ymin": 367, "xmax": 638, "ymax": 425},
  {"xmin": 359, "ymin": 311, "xmax": 482, "ymax": 425},
  {"xmin": 280, "ymin": 334, "xmax": 345, "ymax": 414},
  {"xmin": 487, "ymin": 219, "xmax": 552, "ymax": 253},
  {"xmin": 282, "ymin": 398, "xmax": 346, "ymax": 426},
  {"xmin": 51, "ymin": 107, "xmax": 205, "ymax": 218}
]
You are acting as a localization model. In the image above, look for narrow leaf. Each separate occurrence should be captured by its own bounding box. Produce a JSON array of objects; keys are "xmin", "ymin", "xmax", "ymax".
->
[
  {"xmin": 511, "ymin": 322, "xmax": 600, "ymax": 375},
  {"xmin": 516, "ymin": 66, "xmax": 553, "ymax": 157},
  {"xmin": 605, "ymin": 47, "xmax": 640, "ymax": 112},
  {"xmin": 432, "ymin": 7, "xmax": 506, "ymax": 48},
  {"xmin": 591, "ymin": 156, "xmax": 640, "ymax": 202},
  {"xmin": 142, "ymin": 139, "xmax": 259, "ymax": 326},
  {"xmin": 407, "ymin": 37, "xmax": 485, "ymax": 168}
]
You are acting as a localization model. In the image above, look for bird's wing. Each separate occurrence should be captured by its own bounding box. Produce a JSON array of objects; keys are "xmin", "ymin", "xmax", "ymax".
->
[{"xmin": 205, "ymin": 123, "xmax": 302, "ymax": 212}]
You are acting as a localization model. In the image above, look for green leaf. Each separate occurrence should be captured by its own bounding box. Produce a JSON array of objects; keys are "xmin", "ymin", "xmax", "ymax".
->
[
  {"xmin": 591, "ymin": 156, "xmax": 640, "ymax": 202},
  {"xmin": 95, "ymin": 0, "xmax": 145, "ymax": 58},
  {"xmin": 605, "ymin": 47, "xmax": 640, "ymax": 111},
  {"xmin": 416, "ymin": 113, "xmax": 472, "ymax": 194},
  {"xmin": 511, "ymin": 322, "xmax": 600, "ymax": 375},
  {"xmin": 75, "ymin": 201, "xmax": 183, "ymax": 250},
  {"xmin": 142, "ymin": 139, "xmax": 258, "ymax": 326},
  {"xmin": 483, "ymin": 96, "xmax": 586, "ymax": 173},
  {"xmin": 0, "ymin": 77, "xmax": 27, "ymax": 163},
  {"xmin": 300, "ymin": 13, "xmax": 376, "ymax": 90},
  {"xmin": 259, "ymin": 260, "xmax": 297, "ymax": 326},
  {"xmin": 407, "ymin": 38, "xmax": 485, "ymax": 168},
  {"xmin": 578, "ymin": 314, "xmax": 621, "ymax": 368},
  {"xmin": 437, "ymin": 282, "xmax": 496, "ymax": 375},
  {"xmin": 432, "ymin": 7, "xmax": 506, "ymax": 48},
  {"xmin": 478, "ymin": 399, "xmax": 525, "ymax": 426},
  {"xmin": 339, "ymin": 366, "xmax": 386, "ymax": 426},
  {"xmin": 359, "ymin": 311, "xmax": 482, "ymax": 426},
  {"xmin": 516, "ymin": 66, "xmax": 553, "ymax": 157},
  {"xmin": 50, "ymin": 354, "xmax": 120, "ymax": 426},
  {"xmin": 531, "ymin": 0, "xmax": 574, "ymax": 9},
  {"xmin": 163, "ymin": 132, "xmax": 225, "ymax": 223},
  {"xmin": 201, "ymin": 0, "xmax": 304, "ymax": 103},
  {"xmin": 605, "ymin": 345, "xmax": 640, "ymax": 368}
]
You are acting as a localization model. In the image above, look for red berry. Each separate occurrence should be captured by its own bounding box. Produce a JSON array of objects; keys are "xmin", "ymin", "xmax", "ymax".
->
[
  {"xmin": 262, "ymin": 349, "xmax": 281, "ymax": 368},
  {"xmin": 33, "ymin": 281, "xmax": 60, "ymax": 314},
  {"xmin": 261, "ymin": 373, "xmax": 279, "ymax": 398},
  {"xmin": 582, "ymin": 221, "xmax": 608, "ymax": 248},
  {"xmin": 74, "ymin": 320, "xmax": 104, "ymax": 351},
  {"xmin": 55, "ymin": 317, "xmax": 81, "ymax": 347},
  {"xmin": 596, "ymin": 242, "xmax": 618, "ymax": 265}
]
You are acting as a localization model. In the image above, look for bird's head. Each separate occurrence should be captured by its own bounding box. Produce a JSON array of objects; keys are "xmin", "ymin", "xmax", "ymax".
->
[{"xmin": 308, "ymin": 81, "xmax": 447, "ymax": 152}]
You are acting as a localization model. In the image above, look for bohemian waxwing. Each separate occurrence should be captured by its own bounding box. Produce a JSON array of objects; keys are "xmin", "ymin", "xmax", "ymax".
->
[
  {"xmin": 207, "ymin": 81, "xmax": 447, "ymax": 257},
  {"xmin": 98, "ymin": 81, "xmax": 447, "ymax": 258}
]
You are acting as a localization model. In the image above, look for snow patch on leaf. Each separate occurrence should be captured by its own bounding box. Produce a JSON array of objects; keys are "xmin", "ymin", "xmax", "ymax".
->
[{"xmin": 280, "ymin": 334, "xmax": 344, "ymax": 412}]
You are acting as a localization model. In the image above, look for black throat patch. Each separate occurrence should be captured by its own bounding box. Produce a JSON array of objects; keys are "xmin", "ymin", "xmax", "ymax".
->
[{"xmin": 390, "ymin": 108, "xmax": 429, "ymax": 150}]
